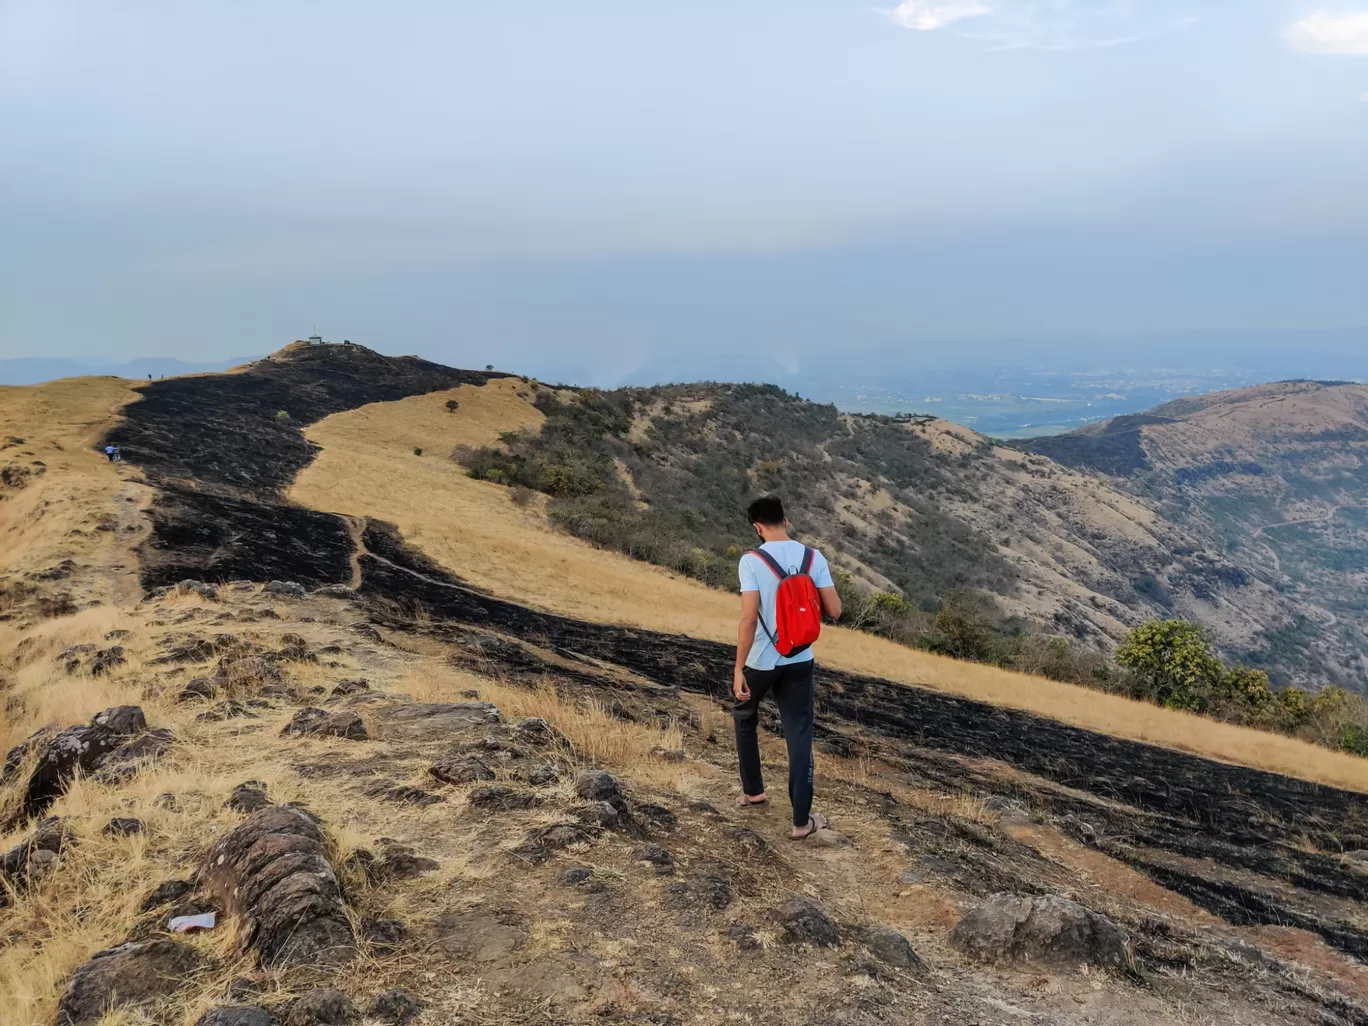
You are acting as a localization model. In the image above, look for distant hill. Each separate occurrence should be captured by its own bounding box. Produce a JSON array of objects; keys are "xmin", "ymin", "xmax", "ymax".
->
[
  {"xmin": 1019, "ymin": 380, "xmax": 1368, "ymax": 688},
  {"xmin": 0, "ymin": 355, "xmax": 260, "ymax": 385},
  {"xmin": 460, "ymin": 381, "xmax": 1309, "ymax": 672}
]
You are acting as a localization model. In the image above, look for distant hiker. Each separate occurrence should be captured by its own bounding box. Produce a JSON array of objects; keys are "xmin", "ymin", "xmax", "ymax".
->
[
  {"xmin": 732, "ymin": 495, "xmax": 842, "ymax": 839},
  {"xmin": 105, "ymin": 444, "xmax": 116, "ymax": 462}
]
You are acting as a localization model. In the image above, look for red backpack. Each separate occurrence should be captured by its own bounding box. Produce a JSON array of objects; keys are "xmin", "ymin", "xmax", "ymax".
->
[{"xmin": 750, "ymin": 547, "xmax": 823, "ymax": 658}]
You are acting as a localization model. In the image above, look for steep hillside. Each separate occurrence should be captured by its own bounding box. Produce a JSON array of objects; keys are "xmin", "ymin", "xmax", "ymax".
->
[
  {"xmin": 1020, "ymin": 380, "xmax": 1368, "ymax": 689},
  {"xmin": 9, "ymin": 351, "xmax": 1368, "ymax": 1025},
  {"xmin": 460, "ymin": 383, "xmax": 1297, "ymax": 658}
]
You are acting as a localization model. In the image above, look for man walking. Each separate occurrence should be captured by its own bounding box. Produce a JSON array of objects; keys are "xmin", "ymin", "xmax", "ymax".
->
[{"xmin": 732, "ymin": 496, "xmax": 842, "ymax": 839}]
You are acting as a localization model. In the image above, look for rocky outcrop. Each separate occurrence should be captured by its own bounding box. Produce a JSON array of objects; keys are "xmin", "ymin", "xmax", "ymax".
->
[
  {"xmin": 280, "ymin": 707, "xmax": 368, "ymax": 741},
  {"xmin": 198, "ymin": 806, "xmax": 355, "ymax": 967},
  {"xmin": 950, "ymin": 893, "xmax": 1130, "ymax": 969},
  {"xmin": 4, "ymin": 706, "xmax": 158, "ymax": 823},
  {"xmin": 56, "ymin": 938, "xmax": 201, "ymax": 1025}
]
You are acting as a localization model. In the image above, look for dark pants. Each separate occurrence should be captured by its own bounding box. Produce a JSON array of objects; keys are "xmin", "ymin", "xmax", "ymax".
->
[{"xmin": 733, "ymin": 660, "xmax": 816, "ymax": 827}]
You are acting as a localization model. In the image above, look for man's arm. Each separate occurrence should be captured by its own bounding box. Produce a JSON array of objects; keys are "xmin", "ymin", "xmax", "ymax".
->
[
  {"xmin": 818, "ymin": 585, "xmax": 842, "ymax": 621},
  {"xmin": 734, "ymin": 590, "xmax": 761, "ymax": 700}
]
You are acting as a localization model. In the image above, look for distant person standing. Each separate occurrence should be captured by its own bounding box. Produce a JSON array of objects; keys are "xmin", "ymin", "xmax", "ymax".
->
[
  {"xmin": 105, "ymin": 444, "xmax": 116, "ymax": 462},
  {"xmin": 732, "ymin": 495, "xmax": 842, "ymax": 839}
]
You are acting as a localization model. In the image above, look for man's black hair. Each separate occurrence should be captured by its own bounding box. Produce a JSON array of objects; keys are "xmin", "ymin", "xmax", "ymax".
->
[{"xmin": 747, "ymin": 495, "xmax": 785, "ymax": 527}]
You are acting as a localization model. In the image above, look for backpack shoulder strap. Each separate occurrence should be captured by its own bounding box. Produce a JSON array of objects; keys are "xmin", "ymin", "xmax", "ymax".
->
[
  {"xmin": 749, "ymin": 548, "xmax": 788, "ymax": 580},
  {"xmin": 799, "ymin": 546, "xmax": 815, "ymax": 576}
]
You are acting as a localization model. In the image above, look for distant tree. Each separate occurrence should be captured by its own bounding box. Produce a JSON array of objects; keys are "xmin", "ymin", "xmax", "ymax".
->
[
  {"xmin": 1115, "ymin": 619, "xmax": 1225, "ymax": 711},
  {"xmin": 275, "ymin": 410, "xmax": 290, "ymax": 421},
  {"xmin": 445, "ymin": 399, "xmax": 459, "ymax": 413},
  {"xmin": 485, "ymin": 364, "xmax": 494, "ymax": 372},
  {"xmin": 413, "ymin": 447, "xmax": 423, "ymax": 456}
]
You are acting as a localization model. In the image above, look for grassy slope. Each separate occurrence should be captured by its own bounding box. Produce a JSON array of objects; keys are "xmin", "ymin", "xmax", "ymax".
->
[{"xmin": 290, "ymin": 382, "xmax": 1368, "ymax": 794}]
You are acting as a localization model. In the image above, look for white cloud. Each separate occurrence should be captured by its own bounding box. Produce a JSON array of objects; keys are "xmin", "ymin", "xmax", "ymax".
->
[
  {"xmin": 885, "ymin": 1, "xmax": 990, "ymax": 32},
  {"xmin": 881, "ymin": 1, "xmax": 1199, "ymax": 51},
  {"xmin": 1285, "ymin": 11, "xmax": 1368, "ymax": 55}
]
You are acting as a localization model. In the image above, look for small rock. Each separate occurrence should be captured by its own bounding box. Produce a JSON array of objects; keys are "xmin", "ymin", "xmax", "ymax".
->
[
  {"xmin": 574, "ymin": 769, "xmax": 622, "ymax": 804},
  {"xmin": 635, "ymin": 843, "xmax": 674, "ymax": 868},
  {"xmin": 349, "ymin": 622, "xmax": 383, "ymax": 643},
  {"xmin": 949, "ymin": 893, "xmax": 1130, "ymax": 969},
  {"xmin": 578, "ymin": 801, "xmax": 622, "ymax": 829},
  {"xmin": 468, "ymin": 785, "xmax": 541, "ymax": 811},
  {"xmin": 460, "ymin": 689, "xmax": 481, "ymax": 699},
  {"xmin": 362, "ymin": 917, "xmax": 407, "ymax": 951},
  {"xmin": 650, "ymin": 746, "xmax": 687, "ymax": 763},
  {"xmin": 263, "ymin": 580, "xmax": 308, "ymax": 600},
  {"xmin": 429, "ymin": 756, "xmax": 495, "ymax": 785},
  {"xmin": 25, "ymin": 847, "xmax": 58, "ymax": 880},
  {"xmin": 331, "ymin": 678, "xmax": 370, "ymax": 697},
  {"xmin": 561, "ymin": 866, "xmax": 593, "ymax": 885},
  {"xmin": 865, "ymin": 927, "xmax": 924, "ymax": 969},
  {"xmin": 196, "ymin": 1008, "xmax": 276, "ymax": 1026},
  {"xmin": 225, "ymin": 978, "xmax": 262, "ymax": 1002},
  {"xmin": 102, "ymin": 817, "xmax": 144, "ymax": 837},
  {"xmin": 56, "ymin": 939, "xmax": 200, "ymax": 1025},
  {"xmin": 312, "ymin": 583, "xmax": 356, "ymax": 597},
  {"xmin": 522, "ymin": 762, "xmax": 559, "ymax": 786},
  {"xmin": 286, "ymin": 987, "xmax": 355, "ymax": 1026},
  {"xmin": 92, "ymin": 705, "xmax": 146, "ymax": 735},
  {"xmin": 177, "ymin": 580, "xmax": 220, "ymax": 601},
  {"xmin": 772, "ymin": 898, "xmax": 840, "ymax": 947},
  {"xmin": 281, "ymin": 707, "xmax": 368, "ymax": 741},
  {"xmin": 1060, "ymin": 814, "xmax": 1099, "ymax": 845},
  {"xmin": 140, "ymin": 878, "xmax": 193, "ymax": 912},
  {"xmin": 369, "ymin": 841, "xmax": 440, "ymax": 881},
  {"xmin": 370, "ymin": 989, "xmax": 421, "ymax": 1025},
  {"xmin": 225, "ymin": 781, "xmax": 271, "ymax": 813},
  {"xmin": 515, "ymin": 716, "xmax": 563, "ymax": 745},
  {"xmin": 178, "ymin": 677, "xmax": 217, "ymax": 701}
]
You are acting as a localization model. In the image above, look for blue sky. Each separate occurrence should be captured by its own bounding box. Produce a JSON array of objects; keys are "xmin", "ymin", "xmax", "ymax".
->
[{"xmin": 1, "ymin": 1, "xmax": 1365, "ymax": 381}]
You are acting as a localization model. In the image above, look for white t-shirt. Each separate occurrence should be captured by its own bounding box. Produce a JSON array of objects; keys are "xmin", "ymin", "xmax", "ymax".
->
[{"xmin": 738, "ymin": 540, "xmax": 834, "ymax": 671}]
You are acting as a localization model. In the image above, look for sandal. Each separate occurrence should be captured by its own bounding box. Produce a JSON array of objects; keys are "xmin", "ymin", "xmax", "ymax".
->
[
  {"xmin": 792, "ymin": 813, "xmax": 830, "ymax": 839},
  {"xmin": 736, "ymin": 794, "xmax": 769, "ymax": 808}
]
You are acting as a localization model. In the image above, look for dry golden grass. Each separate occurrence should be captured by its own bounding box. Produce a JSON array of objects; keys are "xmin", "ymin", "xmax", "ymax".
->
[
  {"xmin": 291, "ymin": 382, "xmax": 1368, "ymax": 795},
  {"xmin": 395, "ymin": 663, "xmax": 709, "ymax": 792}
]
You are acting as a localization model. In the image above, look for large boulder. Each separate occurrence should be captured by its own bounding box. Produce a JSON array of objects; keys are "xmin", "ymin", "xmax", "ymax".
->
[
  {"xmin": 56, "ymin": 939, "xmax": 201, "ymax": 1025},
  {"xmin": 198, "ymin": 806, "xmax": 355, "ymax": 967},
  {"xmin": 949, "ymin": 893, "xmax": 1130, "ymax": 969}
]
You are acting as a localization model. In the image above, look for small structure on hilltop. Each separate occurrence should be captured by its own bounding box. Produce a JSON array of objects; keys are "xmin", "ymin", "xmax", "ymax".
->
[{"xmin": 307, "ymin": 334, "xmax": 324, "ymax": 346}]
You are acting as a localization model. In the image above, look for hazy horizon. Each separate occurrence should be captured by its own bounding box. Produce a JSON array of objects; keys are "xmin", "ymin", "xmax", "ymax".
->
[{"xmin": 3, "ymin": 2, "xmax": 1367, "ymax": 371}]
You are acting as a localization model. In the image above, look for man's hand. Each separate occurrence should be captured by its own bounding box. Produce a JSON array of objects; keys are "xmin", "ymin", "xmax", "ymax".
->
[{"xmin": 733, "ymin": 667, "xmax": 751, "ymax": 702}]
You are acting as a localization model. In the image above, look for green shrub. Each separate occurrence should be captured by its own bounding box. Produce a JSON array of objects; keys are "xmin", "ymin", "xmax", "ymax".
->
[
  {"xmin": 275, "ymin": 410, "xmax": 290, "ymax": 421},
  {"xmin": 1115, "ymin": 619, "xmax": 1225, "ymax": 711},
  {"xmin": 413, "ymin": 447, "xmax": 423, "ymax": 456},
  {"xmin": 445, "ymin": 399, "xmax": 459, "ymax": 412}
]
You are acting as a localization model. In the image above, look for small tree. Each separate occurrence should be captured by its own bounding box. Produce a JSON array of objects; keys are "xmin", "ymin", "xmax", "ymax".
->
[
  {"xmin": 445, "ymin": 399, "xmax": 459, "ymax": 413},
  {"xmin": 485, "ymin": 364, "xmax": 494, "ymax": 372},
  {"xmin": 275, "ymin": 410, "xmax": 290, "ymax": 421},
  {"xmin": 1115, "ymin": 619, "xmax": 1224, "ymax": 711}
]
